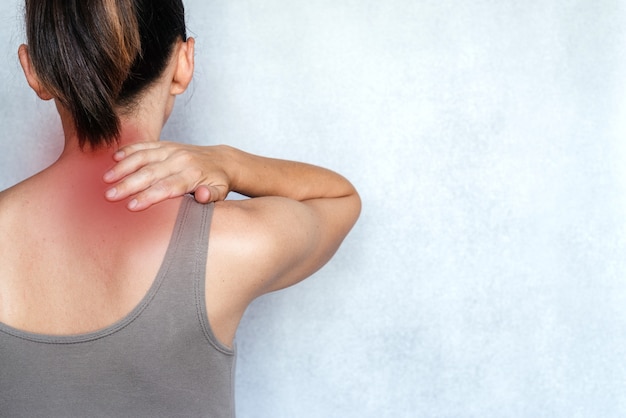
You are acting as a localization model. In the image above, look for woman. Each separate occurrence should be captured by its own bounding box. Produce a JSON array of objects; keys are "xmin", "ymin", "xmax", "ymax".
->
[{"xmin": 0, "ymin": 0, "xmax": 360, "ymax": 416}]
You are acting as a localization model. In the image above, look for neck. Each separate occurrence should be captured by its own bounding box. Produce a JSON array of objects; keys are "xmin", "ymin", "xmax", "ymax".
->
[
  {"xmin": 45, "ymin": 106, "xmax": 165, "ymax": 214},
  {"xmin": 54, "ymin": 99, "xmax": 166, "ymax": 162},
  {"xmin": 59, "ymin": 124, "xmax": 161, "ymax": 162}
]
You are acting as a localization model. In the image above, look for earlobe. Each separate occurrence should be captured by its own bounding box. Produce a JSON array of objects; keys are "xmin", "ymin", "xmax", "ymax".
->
[
  {"xmin": 170, "ymin": 37, "xmax": 195, "ymax": 96},
  {"xmin": 18, "ymin": 44, "xmax": 54, "ymax": 101}
]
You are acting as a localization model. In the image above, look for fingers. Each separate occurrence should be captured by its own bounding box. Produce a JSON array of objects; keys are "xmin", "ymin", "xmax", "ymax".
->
[
  {"xmin": 104, "ymin": 147, "xmax": 170, "ymax": 185},
  {"xmin": 107, "ymin": 164, "xmax": 202, "ymax": 206},
  {"xmin": 112, "ymin": 141, "xmax": 164, "ymax": 162},
  {"xmin": 104, "ymin": 144, "xmax": 197, "ymax": 202},
  {"xmin": 105, "ymin": 163, "xmax": 171, "ymax": 202},
  {"xmin": 102, "ymin": 141, "xmax": 230, "ymax": 211},
  {"xmin": 125, "ymin": 182, "xmax": 227, "ymax": 212},
  {"xmin": 125, "ymin": 174, "xmax": 192, "ymax": 211}
]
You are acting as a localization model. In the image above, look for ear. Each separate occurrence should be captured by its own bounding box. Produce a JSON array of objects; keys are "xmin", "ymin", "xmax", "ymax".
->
[
  {"xmin": 18, "ymin": 44, "xmax": 54, "ymax": 101},
  {"xmin": 170, "ymin": 37, "xmax": 195, "ymax": 96}
]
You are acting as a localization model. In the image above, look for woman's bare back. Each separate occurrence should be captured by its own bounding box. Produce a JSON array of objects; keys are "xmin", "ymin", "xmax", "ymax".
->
[{"xmin": 0, "ymin": 156, "xmax": 182, "ymax": 336}]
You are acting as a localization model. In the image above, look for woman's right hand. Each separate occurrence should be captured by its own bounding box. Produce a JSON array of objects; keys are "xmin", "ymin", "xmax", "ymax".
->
[{"xmin": 103, "ymin": 141, "xmax": 231, "ymax": 211}]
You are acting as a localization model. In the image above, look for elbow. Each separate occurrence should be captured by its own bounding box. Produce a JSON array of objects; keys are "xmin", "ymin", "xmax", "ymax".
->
[
  {"xmin": 344, "ymin": 186, "xmax": 362, "ymax": 233},
  {"xmin": 352, "ymin": 190, "xmax": 362, "ymax": 225}
]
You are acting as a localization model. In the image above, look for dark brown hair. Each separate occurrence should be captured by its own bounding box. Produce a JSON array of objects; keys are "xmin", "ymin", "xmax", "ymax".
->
[{"xmin": 25, "ymin": 0, "xmax": 187, "ymax": 148}]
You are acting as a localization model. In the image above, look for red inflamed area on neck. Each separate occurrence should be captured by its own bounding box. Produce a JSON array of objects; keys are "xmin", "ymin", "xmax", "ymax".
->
[
  {"xmin": 52, "ymin": 151, "xmax": 142, "ymax": 228},
  {"xmin": 44, "ymin": 152, "xmax": 181, "ymax": 261}
]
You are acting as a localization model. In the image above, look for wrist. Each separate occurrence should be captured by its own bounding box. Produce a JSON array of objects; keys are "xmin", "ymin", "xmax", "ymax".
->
[{"xmin": 214, "ymin": 144, "xmax": 243, "ymax": 193}]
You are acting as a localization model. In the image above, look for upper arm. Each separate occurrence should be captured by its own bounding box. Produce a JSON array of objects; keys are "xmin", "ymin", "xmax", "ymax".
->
[
  {"xmin": 203, "ymin": 193, "xmax": 359, "ymax": 346},
  {"xmin": 208, "ymin": 192, "xmax": 360, "ymax": 302}
]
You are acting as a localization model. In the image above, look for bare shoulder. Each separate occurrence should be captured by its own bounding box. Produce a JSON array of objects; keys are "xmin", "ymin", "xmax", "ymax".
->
[
  {"xmin": 0, "ymin": 189, "xmax": 15, "ymax": 248},
  {"xmin": 203, "ymin": 197, "xmax": 317, "ymax": 345},
  {"xmin": 0, "ymin": 182, "xmax": 35, "ymax": 245},
  {"xmin": 0, "ymin": 178, "xmax": 70, "ymax": 286},
  {"xmin": 0, "ymin": 181, "xmax": 39, "ymax": 294},
  {"xmin": 207, "ymin": 195, "xmax": 347, "ymax": 301},
  {"xmin": 0, "ymin": 172, "xmax": 51, "ymax": 222},
  {"xmin": 204, "ymin": 191, "xmax": 358, "ymax": 346},
  {"xmin": 0, "ymin": 174, "xmax": 70, "ymax": 253},
  {"xmin": 208, "ymin": 197, "xmax": 309, "ymax": 289}
]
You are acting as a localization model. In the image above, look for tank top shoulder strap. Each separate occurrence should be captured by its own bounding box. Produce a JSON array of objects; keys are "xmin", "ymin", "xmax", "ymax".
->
[{"xmin": 154, "ymin": 195, "xmax": 230, "ymax": 353}]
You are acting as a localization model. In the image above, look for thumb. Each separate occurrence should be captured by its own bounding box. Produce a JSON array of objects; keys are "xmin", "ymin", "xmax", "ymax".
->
[
  {"xmin": 193, "ymin": 185, "xmax": 228, "ymax": 203},
  {"xmin": 193, "ymin": 185, "xmax": 212, "ymax": 203}
]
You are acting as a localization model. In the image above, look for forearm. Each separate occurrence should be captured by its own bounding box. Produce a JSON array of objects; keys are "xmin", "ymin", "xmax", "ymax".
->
[
  {"xmin": 104, "ymin": 141, "xmax": 359, "ymax": 212},
  {"xmin": 221, "ymin": 145, "xmax": 358, "ymax": 202}
]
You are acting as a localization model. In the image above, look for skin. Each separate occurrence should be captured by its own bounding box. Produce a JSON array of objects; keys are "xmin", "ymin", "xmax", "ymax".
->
[{"xmin": 0, "ymin": 37, "xmax": 360, "ymax": 348}]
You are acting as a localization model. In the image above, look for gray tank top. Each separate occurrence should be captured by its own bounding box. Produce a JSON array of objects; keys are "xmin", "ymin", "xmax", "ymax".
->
[{"xmin": 0, "ymin": 196, "xmax": 236, "ymax": 417}]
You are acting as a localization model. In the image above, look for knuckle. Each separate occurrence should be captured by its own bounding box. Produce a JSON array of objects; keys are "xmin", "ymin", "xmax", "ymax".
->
[
  {"xmin": 136, "ymin": 149, "xmax": 154, "ymax": 164},
  {"xmin": 152, "ymin": 178, "xmax": 184, "ymax": 198},
  {"xmin": 139, "ymin": 166, "xmax": 156, "ymax": 181},
  {"xmin": 174, "ymin": 150, "xmax": 194, "ymax": 165},
  {"xmin": 151, "ymin": 182, "xmax": 171, "ymax": 195}
]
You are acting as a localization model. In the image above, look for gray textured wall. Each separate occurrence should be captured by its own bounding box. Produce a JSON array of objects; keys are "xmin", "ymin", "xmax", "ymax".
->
[{"xmin": 2, "ymin": 1, "xmax": 626, "ymax": 417}]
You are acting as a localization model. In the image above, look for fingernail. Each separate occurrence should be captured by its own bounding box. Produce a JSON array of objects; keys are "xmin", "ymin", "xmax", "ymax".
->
[
  {"xmin": 128, "ymin": 199, "xmax": 138, "ymax": 210},
  {"xmin": 103, "ymin": 170, "xmax": 114, "ymax": 182},
  {"xmin": 114, "ymin": 151, "xmax": 125, "ymax": 160},
  {"xmin": 105, "ymin": 188, "xmax": 117, "ymax": 200}
]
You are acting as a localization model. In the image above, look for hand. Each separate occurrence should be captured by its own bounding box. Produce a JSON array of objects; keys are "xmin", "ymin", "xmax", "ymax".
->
[{"xmin": 103, "ymin": 141, "xmax": 230, "ymax": 211}]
